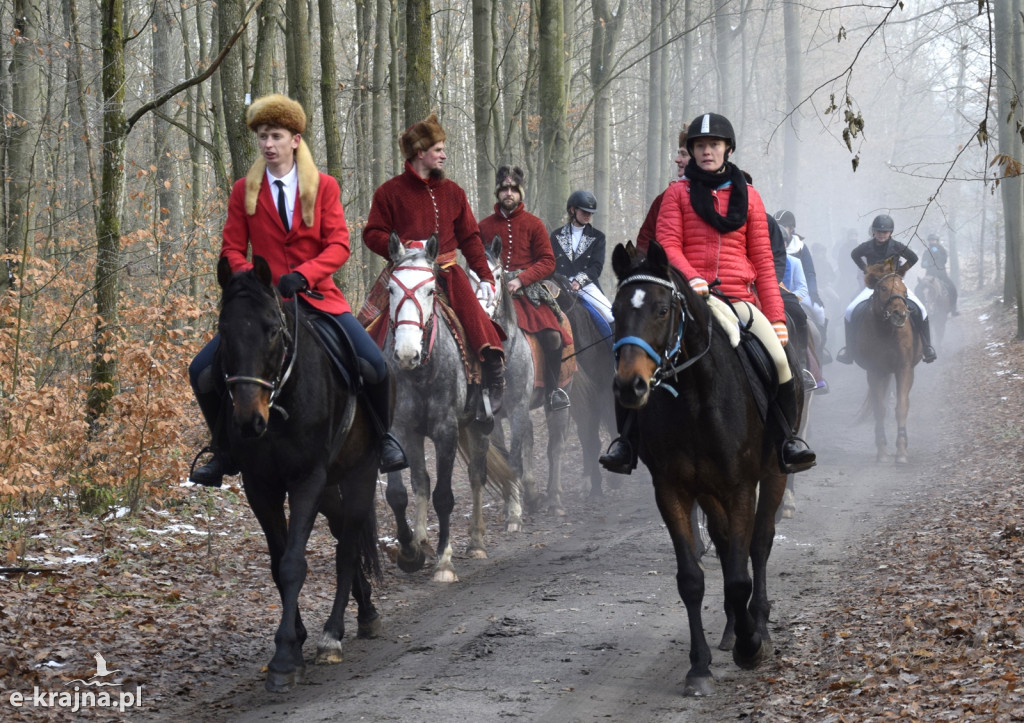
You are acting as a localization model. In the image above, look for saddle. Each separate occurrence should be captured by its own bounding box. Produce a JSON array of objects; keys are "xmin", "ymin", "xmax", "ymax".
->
[
  {"xmin": 525, "ymin": 314, "xmax": 578, "ymax": 389},
  {"xmin": 714, "ymin": 296, "xmax": 777, "ymax": 423},
  {"xmin": 304, "ymin": 308, "xmax": 370, "ymax": 390}
]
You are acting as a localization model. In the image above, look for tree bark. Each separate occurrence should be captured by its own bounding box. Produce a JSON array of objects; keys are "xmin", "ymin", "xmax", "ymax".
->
[
  {"xmin": 218, "ymin": 0, "xmax": 255, "ymax": 181},
  {"xmin": 644, "ymin": 0, "xmax": 666, "ymax": 206},
  {"xmin": 153, "ymin": 1, "xmax": 183, "ymax": 278},
  {"xmin": 286, "ymin": 0, "xmax": 316, "ymax": 151},
  {"xmin": 538, "ymin": 0, "xmax": 569, "ymax": 229},
  {"xmin": 589, "ymin": 0, "xmax": 625, "ymax": 239},
  {"xmin": 405, "ymin": 0, "xmax": 432, "ymax": 124},
  {"xmin": 472, "ymin": 0, "xmax": 497, "ymax": 213},
  {"xmin": 781, "ymin": 0, "xmax": 802, "ymax": 207}
]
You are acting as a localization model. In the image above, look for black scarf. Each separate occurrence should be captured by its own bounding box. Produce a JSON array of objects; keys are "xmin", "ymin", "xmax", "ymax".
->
[{"xmin": 685, "ymin": 158, "xmax": 749, "ymax": 233}]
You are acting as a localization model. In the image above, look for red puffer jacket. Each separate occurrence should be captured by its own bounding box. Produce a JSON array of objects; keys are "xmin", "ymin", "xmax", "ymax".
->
[{"xmin": 655, "ymin": 178, "xmax": 784, "ymax": 323}]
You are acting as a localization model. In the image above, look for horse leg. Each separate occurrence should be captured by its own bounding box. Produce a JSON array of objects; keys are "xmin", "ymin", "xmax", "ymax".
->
[
  {"xmin": 749, "ymin": 470, "xmax": 786, "ymax": 653},
  {"xmin": 653, "ymin": 482, "xmax": 714, "ymax": 696},
  {"xmin": 431, "ymin": 432, "xmax": 458, "ymax": 583},
  {"xmin": 779, "ymin": 473, "xmax": 797, "ymax": 521},
  {"xmin": 578, "ymin": 408, "xmax": 605, "ymax": 499},
  {"xmin": 720, "ymin": 490, "xmax": 767, "ymax": 671},
  {"xmin": 868, "ymin": 370, "xmax": 891, "ymax": 462},
  {"xmin": 466, "ymin": 429, "xmax": 491, "ymax": 557},
  {"xmin": 252, "ymin": 474, "xmax": 323, "ymax": 692},
  {"xmin": 503, "ymin": 410, "xmax": 528, "ymax": 532},
  {"xmin": 518, "ymin": 412, "xmax": 542, "ymax": 515},
  {"xmin": 546, "ymin": 406, "xmax": 570, "ymax": 516},
  {"xmin": 385, "ymin": 434, "xmax": 427, "ymax": 573},
  {"xmin": 894, "ymin": 367, "xmax": 915, "ymax": 464}
]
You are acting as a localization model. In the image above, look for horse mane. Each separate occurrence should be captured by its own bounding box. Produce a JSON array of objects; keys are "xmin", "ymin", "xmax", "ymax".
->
[
  {"xmin": 220, "ymin": 265, "xmax": 277, "ymax": 309},
  {"xmin": 864, "ymin": 258, "xmax": 898, "ymax": 290}
]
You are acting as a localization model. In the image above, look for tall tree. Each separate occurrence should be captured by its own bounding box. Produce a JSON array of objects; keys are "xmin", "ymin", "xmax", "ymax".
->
[
  {"xmin": 6, "ymin": 0, "xmax": 43, "ymax": 291},
  {"xmin": 152, "ymin": 0, "xmax": 183, "ymax": 277},
  {"xmin": 319, "ymin": 0, "xmax": 343, "ymax": 182},
  {"xmin": 285, "ymin": 0, "xmax": 316, "ymax": 150},
  {"xmin": 644, "ymin": 0, "xmax": 667, "ymax": 206},
  {"xmin": 472, "ymin": 0, "xmax": 498, "ymax": 211},
  {"xmin": 218, "ymin": 0, "xmax": 254, "ymax": 180},
  {"xmin": 405, "ymin": 0, "xmax": 432, "ymax": 124},
  {"xmin": 538, "ymin": 0, "xmax": 569, "ymax": 228},
  {"xmin": 780, "ymin": 0, "xmax": 802, "ymax": 207},
  {"xmin": 589, "ymin": 0, "xmax": 626, "ymax": 229}
]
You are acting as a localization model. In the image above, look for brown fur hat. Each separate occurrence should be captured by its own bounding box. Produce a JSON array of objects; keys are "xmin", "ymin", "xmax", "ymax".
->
[
  {"xmin": 494, "ymin": 165, "xmax": 525, "ymax": 198},
  {"xmin": 400, "ymin": 113, "xmax": 446, "ymax": 159},
  {"xmin": 678, "ymin": 129, "xmax": 688, "ymax": 149},
  {"xmin": 246, "ymin": 94, "xmax": 307, "ymax": 135}
]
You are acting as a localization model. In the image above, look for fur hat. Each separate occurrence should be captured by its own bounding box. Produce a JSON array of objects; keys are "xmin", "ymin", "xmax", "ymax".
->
[
  {"xmin": 678, "ymin": 129, "xmax": 688, "ymax": 149},
  {"xmin": 400, "ymin": 113, "xmax": 446, "ymax": 159},
  {"xmin": 494, "ymin": 165, "xmax": 525, "ymax": 198},
  {"xmin": 246, "ymin": 94, "xmax": 307, "ymax": 135}
]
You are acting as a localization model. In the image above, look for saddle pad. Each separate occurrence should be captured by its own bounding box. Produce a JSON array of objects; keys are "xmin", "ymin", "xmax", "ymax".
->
[
  {"xmin": 437, "ymin": 300, "xmax": 482, "ymax": 386},
  {"xmin": 525, "ymin": 316, "xmax": 578, "ymax": 388},
  {"xmin": 580, "ymin": 296, "xmax": 613, "ymax": 340},
  {"xmin": 736, "ymin": 329, "xmax": 776, "ymax": 423},
  {"xmin": 306, "ymin": 313, "xmax": 359, "ymax": 389}
]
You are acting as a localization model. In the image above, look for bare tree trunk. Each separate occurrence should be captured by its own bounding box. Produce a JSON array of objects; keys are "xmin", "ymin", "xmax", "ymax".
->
[
  {"xmin": 390, "ymin": 0, "xmax": 405, "ymax": 177},
  {"xmin": 472, "ymin": 0, "xmax": 497, "ymax": 212},
  {"xmin": 319, "ymin": 0, "xmax": 343, "ymax": 182},
  {"xmin": 538, "ymin": 0, "xmax": 569, "ymax": 228},
  {"xmin": 781, "ymin": 0, "xmax": 801, "ymax": 207},
  {"xmin": 153, "ymin": 1, "xmax": 183, "ymax": 278},
  {"xmin": 590, "ymin": 0, "xmax": 625, "ymax": 236},
  {"xmin": 285, "ymin": 0, "xmax": 316, "ymax": 151},
  {"xmin": 372, "ymin": 0, "xmax": 390, "ymax": 192},
  {"xmin": 219, "ymin": 0, "xmax": 254, "ymax": 180},
  {"xmin": 251, "ymin": 0, "xmax": 282, "ymax": 98},
  {"xmin": 90, "ymin": 0, "xmax": 127, "ymax": 422},
  {"xmin": 644, "ymin": 0, "xmax": 666, "ymax": 206},
  {"xmin": 6, "ymin": 0, "xmax": 43, "ymax": 291},
  {"xmin": 405, "ymin": 0, "xmax": 431, "ymax": 124},
  {"xmin": 62, "ymin": 0, "xmax": 99, "ymax": 231}
]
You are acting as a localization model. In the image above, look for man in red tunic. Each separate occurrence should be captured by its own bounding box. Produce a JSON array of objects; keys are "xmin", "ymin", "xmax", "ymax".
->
[
  {"xmin": 363, "ymin": 113, "xmax": 506, "ymax": 417},
  {"xmin": 478, "ymin": 166, "xmax": 572, "ymax": 410},
  {"xmin": 189, "ymin": 94, "xmax": 407, "ymax": 486}
]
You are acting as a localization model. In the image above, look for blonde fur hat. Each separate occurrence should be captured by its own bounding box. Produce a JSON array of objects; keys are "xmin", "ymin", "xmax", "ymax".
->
[
  {"xmin": 246, "ymin": 94, "xmax": 307, "ymax": 135},
  {"xmin": 400, "ymin": 113, "xmax": 446, "ymax": 160}
]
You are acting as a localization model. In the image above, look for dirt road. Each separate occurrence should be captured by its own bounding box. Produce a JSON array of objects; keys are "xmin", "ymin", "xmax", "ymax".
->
[{"xmin": 163, "ymin": 315, "xmax": 966, "ymax": 723}]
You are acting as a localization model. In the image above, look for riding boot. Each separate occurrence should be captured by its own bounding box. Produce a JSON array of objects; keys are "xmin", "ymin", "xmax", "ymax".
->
[
  {"xmin": 189, "ymin": 388, "xmax": 238, "ymax": 488},
  {"xmin": 599, "ymin": 405, "xmax": 638, "ymax": 474},
  {"xmin": 835, "ymin": 319, "xmax": 854, "ymax": 365},
  {"xmin": 363, "ymin": 373, "xmax": 409, "ymax": 473},
  {"xmin": 773, "ymin": 380, "xmax": 816, "ymax": 473},
  {"xmin": 543, "ymin": 342, "xmax": 570, "ymax": 411},
  {"xmin": 919, "ymin": 317, "xmax": 937, "ymax": 363},
  {"xmin": 480, "ymin": 348, "xmax": 506, "ymax": 418}
]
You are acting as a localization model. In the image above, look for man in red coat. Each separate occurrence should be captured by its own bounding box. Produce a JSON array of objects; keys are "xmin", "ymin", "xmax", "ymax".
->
[
  {"xmin": 364, "ymin": 113, "xmax": 507, "ymax": 418},
  {"xmin": 478, "ymin": 166, "xmax": 572, "ymax": 410},
  {"xmin": 189, "ymin": 94, "xmax": 407, "ymax": 486}
]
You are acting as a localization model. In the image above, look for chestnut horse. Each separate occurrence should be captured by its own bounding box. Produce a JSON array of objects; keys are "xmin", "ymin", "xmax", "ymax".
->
[
  {"xmin": 851, "ymin": 261, "xmax": 922, "ymax": 463},
  {"xmin": 608, "ymin": 241, "xmax": 791, "ymax": 696}
]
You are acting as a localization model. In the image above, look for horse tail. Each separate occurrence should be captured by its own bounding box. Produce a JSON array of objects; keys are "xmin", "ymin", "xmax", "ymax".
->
[
  {"xmin": 457, "ymin": 426, "xmax": 518, "ymax": 500},
  {"xmin": 357, "ymin": 505, "xmax": 383, "ymax": 584}
]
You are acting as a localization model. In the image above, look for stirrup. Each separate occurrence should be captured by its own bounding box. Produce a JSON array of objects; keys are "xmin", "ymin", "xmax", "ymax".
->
[
  {"xmin": 779, "ymin": 437, "xmax": 816, "ymax": 474},
  {"xmin": 189, "ymin": 446, "xmax": 235, "ymax": 488},
  {"xmin": 835, "ymin": 347, "xmax": 854, "ymax": 365},
  {"xmin": 599, "ymin": 438, "xmax": 636, "ymax": 475},
  {"xmin": 922, "ymin": 345, "xmax": 937, "ymax": 364},
  {"xmin": 379, "ymin": 433, "xmax": 409, "ymax": 473},
  {"xmin": 548, "ymin": 387, "xmax": 570, "ymax": 411}
]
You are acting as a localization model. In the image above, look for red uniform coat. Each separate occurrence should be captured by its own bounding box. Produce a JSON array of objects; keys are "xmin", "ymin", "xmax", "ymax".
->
[
  {"xmin": 655, "ymin": 178, "xmax": 784, "ymax": 323},
  {"xmin": 222, "ymin": 172, "xmax": 351, "ymax": 315},
  {"xmin": 478, "ymin": 203, "xmax": 569, "ymax": 344},
  {"xmin": 364, "ymin": 163, "xmax": 504, "ymax": 355}
]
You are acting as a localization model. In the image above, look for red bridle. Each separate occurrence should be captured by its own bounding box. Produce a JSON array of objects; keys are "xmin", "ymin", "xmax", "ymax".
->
[{"xmin": 390, "ymin": 263, "xmax": 439, "ymax": 357}]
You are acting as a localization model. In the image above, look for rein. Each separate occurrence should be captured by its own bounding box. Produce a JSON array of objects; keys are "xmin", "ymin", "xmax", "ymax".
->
[
  {"xmin": 613, "ymin": 273, "xmax": 714, "ymax": 395},
  {"xmin": 390, "ymin": 262, "xmax": 439, "ymax": 360},
  {"xmin": 223, "ymin": 292, "xmax": 298, "ymax": 420},
  {"xmin": 875, "ymin": 272, "xmax": 909, "ymax": 323}
]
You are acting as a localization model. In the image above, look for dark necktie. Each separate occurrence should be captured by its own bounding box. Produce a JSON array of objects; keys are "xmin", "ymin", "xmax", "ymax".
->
[{"xmin": 274, "ymin": 179, "xmax": 290, "ymax": 232}]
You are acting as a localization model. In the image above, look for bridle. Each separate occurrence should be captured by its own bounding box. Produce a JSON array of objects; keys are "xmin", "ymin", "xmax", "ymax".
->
[
  {"xmin": 612, "ymin": 272, "xmax": 713, "ymax": 395},
  {"xmin": 223, "ymin": 291, "xmax": 298, "ymax": 419},
  {"xmin": 390, "ymin": 261, "xmax": 439, "ymax": 358},
  {"xmin": 874, "ymin": 272, "xmax": 909, "ymax": 327}
]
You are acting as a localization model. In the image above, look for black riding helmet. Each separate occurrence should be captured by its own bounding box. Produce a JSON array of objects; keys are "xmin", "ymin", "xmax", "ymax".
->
[
  {"xmin": 567, "ymin": 190, "xmax": 597, "ymax": 215},
  {"xmin": 870, "ymin": 214, "xmax": 895, "ymax": 234},
  {"xmin": 685, "ymin": 113, "xmax": 737, "ymax": 155}
]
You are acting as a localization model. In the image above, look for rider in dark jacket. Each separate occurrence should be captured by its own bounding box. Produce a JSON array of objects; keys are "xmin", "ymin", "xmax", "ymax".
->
[
  {"xmin": 835, "ymin": 214, "xmax": 936, "ymax": 364},
  {"xmin": 922, "ymin": 233, "xmax": 959, "ymax": 315}
]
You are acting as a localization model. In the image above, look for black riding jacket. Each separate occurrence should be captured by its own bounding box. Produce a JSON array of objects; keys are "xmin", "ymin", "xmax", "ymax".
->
[{"xmin": 850, "ymin": 237, "xmax": 918, "ymax": 274}]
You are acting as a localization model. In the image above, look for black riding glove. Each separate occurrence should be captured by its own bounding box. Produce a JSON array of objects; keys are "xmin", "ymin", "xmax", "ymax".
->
[{"xmin": 278, "ymin": 272, "xmax": 308, "ymax": 298}]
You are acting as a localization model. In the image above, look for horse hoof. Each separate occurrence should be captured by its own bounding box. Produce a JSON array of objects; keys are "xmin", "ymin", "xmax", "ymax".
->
[
  {"xmin": 432, "ymin": 567, "xmax": 459, "ymax": 583},
  {"xmin": 683, "ymin": 673, "xmax": 715, "ymax": 697},
  {"xmin": 315, "ymin": 640, "xmax": 344, "ymax": 665},
  {"xmin": 549, "ymin": 505, "xmax": 567, "ymax": 517},
  {"xmin": 733, "ymin": 637, "xmax": 772, "ymax": 670},
  {"xmin": 588, "ymin": 487, "xmax": 604, "ymax": 500},
  {"xmin": 896, "ymin": 454, "xmax": 909, "ymax": 464},
  {"xmin": 265, "ymin": 665, "xmax": 304, "ymax": 693},
  {"xmin": 506, "ymin": 520, "xmax": 522, "ymax": 533},
  {"xmin": 466, "ymin": 546, "xmax": 488, "ymax": 560},
  {"xmin": 358, "ymin": 613, "xmax": 383, "ymax": 639},
  {"xmin": 718, "ymin": 631, "xmax": 736, "ymax": 651},
  {"xmin": 397, "ymin": 547, "xmax": 427, "ymax": 573}
]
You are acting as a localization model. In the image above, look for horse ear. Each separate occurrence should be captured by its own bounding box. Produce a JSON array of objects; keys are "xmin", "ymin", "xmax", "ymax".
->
[
  {"xmin": 425, "ymin": 234, "xmax": 439, "ymax": 263},
  {"xmin": 646, "ymin": 240, "xmax": 670, "ymax": 271},
  {"xmin": 611, "ymin": 244, "xmax": 632, "ymax": 280},
  {"xmin": 217, "ymin": 257, "xmax": 233, "ymax": 289},
  {"xmin": 388, "ymin": 232, "xmax": 403, "ymax": 262},
  {"xmin": 252, "ymin": 256, "xmax": 273, "ymax": 288},
  {"xmin": 488, "ymin": 235, "xmax": 502, "ymax": 263}
]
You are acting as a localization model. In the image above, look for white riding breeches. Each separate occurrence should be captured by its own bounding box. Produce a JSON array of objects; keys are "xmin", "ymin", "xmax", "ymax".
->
[
  {"xmin": 580, "ymin": 282, "xmax": 615, "ymax": 324},
  {"xmin": 844, "ymin": 285, "xmax": 928, "ymax": 321},
  {"xmin": 731, "ymin": 302, "xmax": 793, "ymax": 385}
]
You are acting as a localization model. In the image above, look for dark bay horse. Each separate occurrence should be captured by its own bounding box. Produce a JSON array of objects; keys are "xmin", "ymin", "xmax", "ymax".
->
[
  {"xmin": 384, "ymin": 234, "xmax": 519, "ymax": 583},
  {"xmin": 473, "ymin": 237, "xmax": 571, "ymax": 517},
  {"xmin": 216, "ymin": 256, "xmax": 381, "ymax": 692},
  {"xmin": 852, "ymin": 262, "xmax": 922, "ymax": 463},
  {"xmin": 608, "ymin": 241, "xmax": 790, "ymax": 696},
  {"xmin": 550, "ymin": 275, "xmax": 617, "ymax": 504}
]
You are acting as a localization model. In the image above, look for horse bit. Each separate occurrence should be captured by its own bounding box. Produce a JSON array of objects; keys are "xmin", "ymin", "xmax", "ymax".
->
[
  {"xmin": 877, "ymin": 272, "xmax": 910, "ymax": 326},
  {"xmin": 612, "ymin": 273, "xmax": 713, "ymax": 395}
]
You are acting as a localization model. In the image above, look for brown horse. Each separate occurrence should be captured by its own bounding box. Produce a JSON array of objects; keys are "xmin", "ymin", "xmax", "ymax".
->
[
  {"xmin": 851, "ymin": 261, "xmax": 922, "ymax": 463},
  {"xmin": 608, "ymin": 241, "xmax": 791, "ymax": 696}
]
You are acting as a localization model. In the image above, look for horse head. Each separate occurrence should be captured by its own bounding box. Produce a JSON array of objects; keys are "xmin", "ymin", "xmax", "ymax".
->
[
  {"xmin": 217, "ymin": 255, "xmax": 291, "ymax": 438},
  {"xmin": 388, "ymin": 232, "xmax": 439, "ymax": 370},
  {"xmin": 469, "ymin": 235, "xmax": 505, "ymax": 320},
  {"xmin": 865, "ymin": 261, "xmax": 910, "ymax": 329},
  {"xmin": 609, "ymin": 240, "xmax": 693, "ymax": 409}
]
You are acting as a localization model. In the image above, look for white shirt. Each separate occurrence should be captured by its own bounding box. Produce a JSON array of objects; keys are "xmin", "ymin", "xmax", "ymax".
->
[
  {"xmin": 266, "ymin": 163, "xmax": 298, "ymax": 226},
  {"xmin": 570, "ymin": 225, "xmax": 585, "ymax": 255}
]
